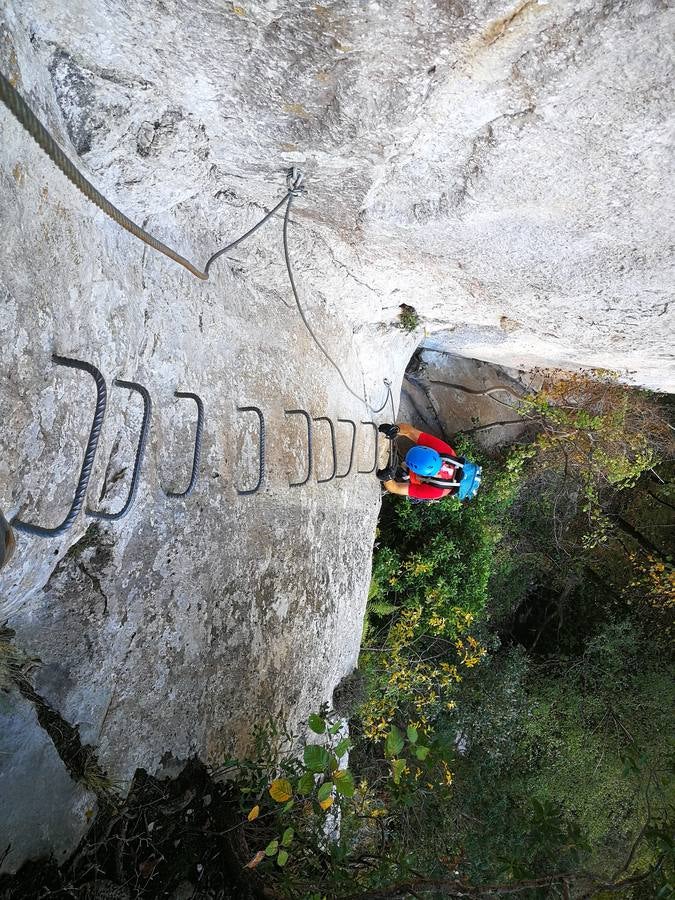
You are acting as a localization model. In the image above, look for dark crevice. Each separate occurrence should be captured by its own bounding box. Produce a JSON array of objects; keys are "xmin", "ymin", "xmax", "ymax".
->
[
  {"xmin": 15, "ymin": 678, "xmax": 117, "ymax": 805},
  {"xmin": 0, "ymin": 761, "xmax": 262, "ymax": 899},
  {"xmin": 77, "ymin": 561, "xmax": 109, "ymax": 616}
]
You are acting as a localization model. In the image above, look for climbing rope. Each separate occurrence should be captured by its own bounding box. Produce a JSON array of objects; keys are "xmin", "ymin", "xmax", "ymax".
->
[{"xmin": 0, "ymin": 70, "xmax": 393, "ymax": 414}]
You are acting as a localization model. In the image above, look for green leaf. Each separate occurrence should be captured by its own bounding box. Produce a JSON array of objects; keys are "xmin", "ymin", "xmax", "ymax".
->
[
  {"xmin": 265, "ymin": 839, "xmax": 278, "ymax": 857},
  {"xmin": 334, "ymin": 738, "xmax": 351, "ymax": 758},
  {"xmin": 282, "ymin": 827, "xmax": 294, "ymax": 847},
  {"xmin": 415, "ymin": 745, "xmax": 430, "ymax": 761},
  {"xmin": 406, "ymin": 726, "xmax": 418, "ymax": 744},
  {"xmin": 385, "ymin": 726, "xmax": 405, "ymax": 758},
  {"xmin": 317, "ymin": 781, "xmax": 334, "ymax": 802},
  {"xmin": 334, "ymin": 769, "xmax": 355, "ymax": 798},
  {"xmin": 297, "ymin": 772, "xmax": 315, "ymax": 795},
  {"xmin": 304, "ymin": 745, "xmax": 330, "ymax": 773},
  {"xmin": 277, "ymin": 849, "xmax": 289, "ymax": 867},
  {"xmin": 328, "ymin": 721, "xmax": 342, "ymax": 735},
  {"xmin": 282, "ymin": 799, "xmax": 295, "ymax": 812},
  {"xmin": 391, "ymin": 759, "xmax": 406, "ymax": 785},
  {"xmin": 308, "ymin": 713, "xmax": 326, "ymax": 734}
]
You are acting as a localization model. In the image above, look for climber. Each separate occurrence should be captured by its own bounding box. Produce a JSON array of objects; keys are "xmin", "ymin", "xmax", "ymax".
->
[
  {"xmin": 375, "ymin": 423, "xmax": 482, "ymax": 502},
  {"xmin": 0, "ymin": 509, "xmax": 15, "ymax": 571}
]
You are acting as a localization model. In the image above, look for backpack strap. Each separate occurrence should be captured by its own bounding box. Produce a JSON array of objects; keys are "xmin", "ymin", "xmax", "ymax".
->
[
  {"xmin": 418, "ymin": 476, "xmax": 461, "ymax": 489},
  {"xmin": 402, "ymin": 453, "xmax": 464, "ymax": 491},
  {"xmin": 414, "ymin": 455, "xmax": 464, "ymax": 490},
  {"xmin": 440, "ymin": 453, "xmax": 465, "ymax": 469}
]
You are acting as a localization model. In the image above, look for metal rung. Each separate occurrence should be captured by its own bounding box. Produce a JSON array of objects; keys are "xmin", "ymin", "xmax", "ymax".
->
[
  {"xmin": 358, "ymin": 421, "xmax": 379, "ymax": 474},
  {"xmin": 87, "ymin": 379, "xmax": 152, "ymax": 521},
  {"xmin": 236, "ymin": 405, "xmax": 265, "ymax": 495},
  {"xmin": 313, "ymin": 416, "xmax": 337, "ymax": 484},
  {"xmin": 12, "ymin": 355, "xmax": 107, "ymax": 538},
  {"xmin": 163, "ymin": 391, "xmax": 204, "ymax": 498},
  {"xmin": 336, "ymin": 418, "xmax": 356, "ymax": 479},
  {"xmin": 284, "ymin": 409, "xmax": 313, "ymax": 487}
]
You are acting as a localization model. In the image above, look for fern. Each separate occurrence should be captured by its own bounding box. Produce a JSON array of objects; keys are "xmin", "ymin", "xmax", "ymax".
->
[{"xmin": 368, "ymin": 600, "xmax": 398, "ymax": 617}]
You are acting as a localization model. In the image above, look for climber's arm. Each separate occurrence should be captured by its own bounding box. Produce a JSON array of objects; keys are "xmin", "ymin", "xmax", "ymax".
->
[
  {"xmin": 382, "ymin": 479, "xmax": 410, "ymax": 496},
  {"xmin": 396, "ymin": 422, "xmax": 423, "ymax": 442}
]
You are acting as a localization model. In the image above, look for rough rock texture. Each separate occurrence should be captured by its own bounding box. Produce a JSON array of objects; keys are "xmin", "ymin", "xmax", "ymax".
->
[
  {"xmin": 1, "ymin": 0, "xmax": 673, "ymax": 872},
  {"xmin": 399, "ymin": 349, "xmax": 541, "ymax": 450}
]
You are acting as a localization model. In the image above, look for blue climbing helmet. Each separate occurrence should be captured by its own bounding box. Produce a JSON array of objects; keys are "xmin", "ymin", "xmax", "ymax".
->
[{"xmin": 405, "ymin": 445, "xmax": 442, "ymax": 476}]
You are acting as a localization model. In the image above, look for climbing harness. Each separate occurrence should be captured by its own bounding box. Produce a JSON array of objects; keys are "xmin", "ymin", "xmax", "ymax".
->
[{"xmin": 0, "ymin": 71, "xmax": 392, "ymax": 416}]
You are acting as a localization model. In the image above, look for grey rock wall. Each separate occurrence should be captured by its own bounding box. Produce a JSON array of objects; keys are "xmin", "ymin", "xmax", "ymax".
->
[{"xmin": 1, "ymin": 0, "xmax": 672, "ymax": 873}]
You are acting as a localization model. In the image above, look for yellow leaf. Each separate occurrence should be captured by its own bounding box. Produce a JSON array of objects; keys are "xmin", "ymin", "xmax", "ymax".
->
[
  {"xmin": 245, "ymin": 850, "xmax": 265, "ymax": 869},
  {"xmin": 269, "ymin": 778, "xmax": 293, "ymax": 803},
  {"xmin": 247, "ymin": 804, "xmax": 260, "ymax": 821},
  {"xmin": 232, "ymin": 4, "xmax": 246, "ymax": 15},
  {"xmin": 319, "ymin": 796, "xmax": 334, "ymax": 811}
]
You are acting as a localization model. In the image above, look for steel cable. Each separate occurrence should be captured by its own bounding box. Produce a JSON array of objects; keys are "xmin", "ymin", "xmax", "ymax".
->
[
  {"xmin": 1, "ymin": 71, "xmax": 394, "ymax": 416},
  {"xmin": 282, "ymin": 193, "xmax": 392, "ymax": 415},
  {"xmin": 0, "ymin": 71, "xmax": 293, "ymax": 281}
]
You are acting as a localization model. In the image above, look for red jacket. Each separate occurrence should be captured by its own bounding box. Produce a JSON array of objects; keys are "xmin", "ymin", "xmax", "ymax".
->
[{"xmin": 408, "ymin": 432, "xmax": 458, "ymax": 501}]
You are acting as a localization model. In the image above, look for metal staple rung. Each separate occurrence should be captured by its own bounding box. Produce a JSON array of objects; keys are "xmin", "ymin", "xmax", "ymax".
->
[
  {"xmin": 236, "ymin": 406, "xmax": 266, "ymax": 496},
  {"xmin": 163, "ymin": 391, "xmax": 204, "ymax": 498},
  {"xmin": 12, "ymin": 355, "xmax": 107, "ymax": 538},
  {"xmin": 87, "ymin": 379, "xmax": 152, "ymax": 521},
  {"xmin": 358, "ymin": 421, "xmax": 379, "ymax": 475},
  {"xmin": 285, "ymin": 409, "xmax": 313, "ymax": 487},
  {"xmin": 313, "ymin": 416, "xmax": 337, "ymax": 484},
  {"xmin": 336, "ymin": 418, "xmax": 357, "ymax": 479}
]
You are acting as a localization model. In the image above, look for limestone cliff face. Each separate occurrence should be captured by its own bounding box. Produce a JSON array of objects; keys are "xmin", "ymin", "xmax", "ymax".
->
[{"xmin": 0, "ymin": 0, "xmax": 672, "ymax": 872}]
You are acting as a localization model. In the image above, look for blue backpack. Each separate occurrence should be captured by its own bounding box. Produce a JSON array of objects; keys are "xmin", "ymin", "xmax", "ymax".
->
[{"xmin": 410, "ymin": 453, "xmax": 482, "ymax": 502}]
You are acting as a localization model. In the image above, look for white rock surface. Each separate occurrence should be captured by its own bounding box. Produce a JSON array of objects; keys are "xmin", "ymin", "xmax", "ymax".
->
[
  {"xmin": 0, "ymin": 689, "xmax": 96, "ymax": 874},
  {"xmin": 0, "ymin": 0, "xmax": 673, "ymax": 872}
]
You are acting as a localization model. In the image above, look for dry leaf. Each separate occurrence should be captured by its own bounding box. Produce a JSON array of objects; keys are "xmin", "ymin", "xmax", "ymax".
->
[
  {"xmin": 247, "ymin": 804, "xmax": 260, "ymax": 821},
  {"xmin": 245, "ymin": 850, "xmax": 265, "ymax": 869}
]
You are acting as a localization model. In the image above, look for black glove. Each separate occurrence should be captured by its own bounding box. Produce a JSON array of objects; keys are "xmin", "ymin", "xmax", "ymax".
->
[
  {"xmin": 376, "ymin": 466, "xmax": 396, "ymax": 482},
  {"xmin": 378, "ymin": 423, "xmax": 400, "ymax": 439}
]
